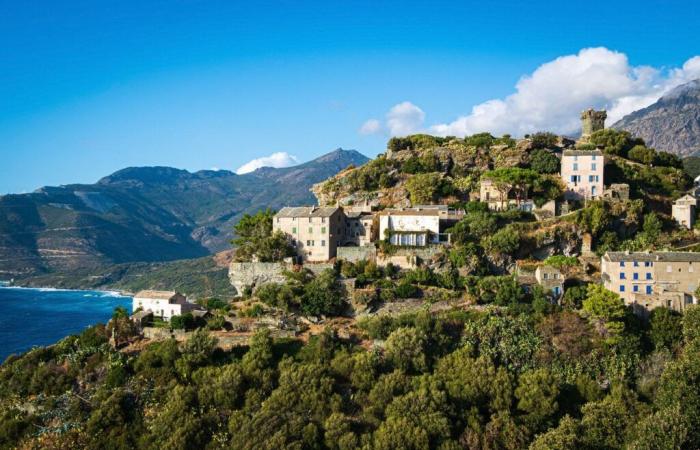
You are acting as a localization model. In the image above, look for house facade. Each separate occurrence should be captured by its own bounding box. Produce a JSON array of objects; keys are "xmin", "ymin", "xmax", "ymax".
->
[
  {"xmin": 378, "ymin": 208, "xmax": 442, "ymax": 246},
  {"xmin": 672, "ymin": 194, "xmax": 697, "ymax": 229},
  {"xmin": 273, "ymin": 206, "xmax": 344, "ymax": 262},
  {"xmin": 343, "ymin": 211, "xmax": 376, "ymax": 246},
  {"xmin": 132, "ymin": 290, "xmax": 198, "ymax": 321},
  {"xmin": 601, "ymin": 251, "xmax": 700, "ymax": 313},
  {"xmin": 535, "ymin": 265, "xmax": 564, "ymax": 298},
  {"xmin": 561, "ymin": 149, "xmax": 604, "ymax": 200}
]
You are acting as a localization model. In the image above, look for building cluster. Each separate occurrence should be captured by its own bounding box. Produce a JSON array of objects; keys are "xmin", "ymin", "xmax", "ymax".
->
[{"xmin": 273, "ymin": 205, "xmax": 462, "ymax": 263}]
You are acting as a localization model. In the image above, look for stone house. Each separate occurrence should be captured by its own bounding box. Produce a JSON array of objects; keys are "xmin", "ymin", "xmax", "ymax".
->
[
  {"xmin": 273, "ymin": 206, "xmax": 345, "ymax": 262},
  {"xmin": 479, "ymin": 179, "xmax": 535, "ymax": 212},
  {"xmin": 342, "ymin": 211, "xmax": 376, "ymax": 246},
  {"xmin": 601, "ymin": 251, "xmax": 700, "ymax": 314},
  {"xmin": 132, "ymin": 290, "xmax": 202, "ymax": 321},
  {"xmin": 561, "ymin": 149, "xmax": 604, "ymax": 200},
  {"xmin": 672, "ymin": 194, "xmax": 697, "ymax": 229},
  {"xmin": 535, "ymin": 265, "xmax": 564, "ymax": 298}
]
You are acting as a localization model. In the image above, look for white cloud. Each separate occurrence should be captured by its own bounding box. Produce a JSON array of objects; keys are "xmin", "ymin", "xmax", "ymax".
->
[
  {"xmin": 363, "ymin": 48, "xmax": 700, "ymax": 139},
  {"xmin": 359, "ymin": 119, "xmax": 382, "ymax": 135},
  {"xmin": 358, "ymin": 101, "xmax": 426, "ymax": 137},
  {"xmin": 236, "ymin": 152, "xmax": 298, "ymax": 174},
  {"xmin": 386, "ymin": 101, "xmax": 425, "ymax": 136}
]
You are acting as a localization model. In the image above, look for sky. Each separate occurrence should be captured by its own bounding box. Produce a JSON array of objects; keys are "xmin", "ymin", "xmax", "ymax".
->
[{"xmin": 1, "ymin": 0, "xmax": 699, "ymax": 194}]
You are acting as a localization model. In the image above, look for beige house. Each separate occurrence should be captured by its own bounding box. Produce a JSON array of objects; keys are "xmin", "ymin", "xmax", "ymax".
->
[
  {"xmin": 273, "ymin": 206, "xmax": 344, "ymax": 262},
  {"xmin": 535, "ymin": 265, "xmax": 564, "ymax": 298},
  {"xmin": 379, "ymin": 208, "xmax": 442, "ymax": 246},
  {"xmin": 672, "ymin": 194, "xmax": 697, "ymax": 229},
  {"xmin": 132, "ymin": 290, "xmax": 199, "ymax": 321},
  {"xmin": 480, "ymin": 178, "xmax": 511, "ymax": 211},
  {"xmin": 601, "ymin": 251, "xmax": 700, "ymax": 313},
  {"xmin": 343, "ymin": 211, "xmax": 376, "ymax": 246},
  {"xmin": 561, "ymin": 149, "xmax": 604, "ymax": 200}
]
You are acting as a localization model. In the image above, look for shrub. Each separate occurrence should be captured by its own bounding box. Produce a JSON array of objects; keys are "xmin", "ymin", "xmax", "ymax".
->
[{"xmin": 529, "ymin": 149, "xmax": 560, "ymax": 174}]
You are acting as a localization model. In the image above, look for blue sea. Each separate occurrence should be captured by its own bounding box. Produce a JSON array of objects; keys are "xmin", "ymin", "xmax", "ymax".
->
[{"xmin": 0, "ymin": 286, "xmax": 132, "ymax": 362}]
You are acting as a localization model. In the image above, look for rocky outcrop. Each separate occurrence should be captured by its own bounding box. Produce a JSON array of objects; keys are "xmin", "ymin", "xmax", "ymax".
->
[
  {"xmin": 613, "ymin": 79, "xmax": 700, "ymax": 157},
  {"xmin": 228, "ymin": 261, "xmax": 290, "ymax": 295}
]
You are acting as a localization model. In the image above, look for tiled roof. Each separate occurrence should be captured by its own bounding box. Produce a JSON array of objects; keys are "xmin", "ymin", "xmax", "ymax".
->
[
  {"xmin": 562, "ymin": 149, "xmax": 604, "ymax": 157},
  {"xmin": 379, "ymin": 208, "xmax": 441, "ymax": 217},
  {"xmin": 604, "ymin": 251, "xmax": 700, "ymax": 263},
  {"xmin": 275, "ymin": 206, "xmax": 340, "ymax": 218},
  {"xmin": 134, "ymin": 290, "xmax": 180, "ymax": 300}
]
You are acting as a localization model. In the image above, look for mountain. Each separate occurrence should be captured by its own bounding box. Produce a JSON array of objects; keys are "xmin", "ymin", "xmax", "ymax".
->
[
  {"xmin": 0, "ymin": 149, "xmax": 368, "ymax": 277},
  {"xmin": 613, "ymin": 79, "xmax": 700, "ymax": 157}
]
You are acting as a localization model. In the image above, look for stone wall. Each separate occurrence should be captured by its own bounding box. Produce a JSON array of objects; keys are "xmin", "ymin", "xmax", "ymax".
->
[
  {"xmin": 337, "ymin": 246, "xmax": 377, "ymax": 263},
  {"xmin": 228, "ymin": 261, "xmax": 290, "ymax": 295}
]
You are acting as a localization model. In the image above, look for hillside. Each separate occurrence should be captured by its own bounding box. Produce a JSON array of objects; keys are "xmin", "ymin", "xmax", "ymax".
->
[
  {"xmin": 613, "ymin": 79, "xmax": 700, "ymax": 157},
  {"xmin": 0, "ymin": 149, "xmax": 368, "ymax": 278}
]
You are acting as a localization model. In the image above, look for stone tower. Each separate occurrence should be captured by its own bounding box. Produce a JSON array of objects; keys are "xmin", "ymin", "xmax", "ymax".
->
[{"xmin": 580, "ymin": 109, "xmax": 606, "ymax": 141}]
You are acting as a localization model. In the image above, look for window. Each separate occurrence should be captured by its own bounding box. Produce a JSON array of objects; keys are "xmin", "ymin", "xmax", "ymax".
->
[
  {"xmin": 292, "ymin": 227, "xmax": 297, "ymax": 234},
  {"xmin": 620, "ymin": 261, "xmax": 625, "ymax": 267},
  {"xmin": 646, "ymin": 285, "xmax": 652, "ymax": 294},
  {"xmin": 592, "ymin": 154, "xmax": 597, "ymax": 161},
  {"xmin": 591, "ymin": 163, "xmax": 597, "ymax": 171},
  {"xmin": 633, "ymin": 285, "xmax": 639, "ymax": 292},
  {"xmin": 306, "ymin": 240, "xmax": 313, "ymax": 246},
  {"xmin": 573, "ymin": 163, "xmax": 579, "ymax": 171},
  {"xmin": 633, "ymin": 261, "xmax": 639, "ymax": 267},
  {"xmin": 543, "ymin": 273, "xmax": 549, "ymax": 280},
  {"xmin": 321, "ymin": 217, "xmax": 326, "ymax": 223},
  {"xmin": 308, "ymin": 227, "xmax": 313, "ymax": 233},
  {"xmin": 620, "ymin": 273, "xmax": 626, "ymax": 279},
  {"xmin": 321, "ymin": 227, "xmax": 326, "ymax": 234},
  {"xmin": 589, "ymin": 175, "xmax": 594, "ymax": 182},
  {"xmin": 633, "ymin": 273, "xmax": 639, "ymax": 280},
  {"xmin": 308, "ymin": 217, "xmax": 312, "ymax": 223},
  {"xmin": 644, "ymin": 261, "xmax": 651, "ymax": 267},
  {"xmin": 321, "ymin": 240, "xmax": 326, "ymax": 247},
  {"xmin": 646, "ymin": 273, "xmax": 652, "ymax": 280},
  {"xmin": 620, "ymin": 285, "xmax": 625, "ymax": 292}
]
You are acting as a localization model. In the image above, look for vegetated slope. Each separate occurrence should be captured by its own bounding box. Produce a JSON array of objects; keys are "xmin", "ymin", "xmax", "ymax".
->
[
  {"xmin": 16, "ymin": 252, "xmax": 236, "ymax": 300},
  {"xmin": 0, "ymin": 149, "xmax": 368, "ymax": 277},
  {"xmin": 613, "ymin": 79, "xmax": 700, "ymax": 157}
]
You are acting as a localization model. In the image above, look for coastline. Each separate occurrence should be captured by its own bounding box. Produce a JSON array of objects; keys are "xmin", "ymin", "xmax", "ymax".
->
[{"xmin": 0, "ymin": 284, "xmax": 133, "ymax": 298}]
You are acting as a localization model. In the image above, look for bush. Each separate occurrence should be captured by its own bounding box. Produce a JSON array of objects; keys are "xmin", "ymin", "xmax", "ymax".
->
[
  {"xmin": 628, "ymin": 145, "xmax": 657, "ymax": 165},
  {"xmin": 529, "ymin": 149, "xmax": 560, "ymax": 174},
  {"xmin": 530, "ymin": 132, "xmax": 558, "ymax": 150}
]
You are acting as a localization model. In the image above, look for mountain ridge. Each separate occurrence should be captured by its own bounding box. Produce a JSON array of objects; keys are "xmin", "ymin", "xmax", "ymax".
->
[
  {"xmin": 0, "ymin": 148, "xmax": 369, "ymax": 277},
  {"xmin": 613, "ymin": 79, "xmax": 700, "ymax": 157}
]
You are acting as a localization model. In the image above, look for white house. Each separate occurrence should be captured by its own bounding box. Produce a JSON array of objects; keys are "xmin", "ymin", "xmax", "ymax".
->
[
  {"xmin": 132, "ymin": 290, "xmax": 200, "ymax": 321},
  {"xmin": 379, "ymin": 208, "xmax": 442, "ymax": 246}
]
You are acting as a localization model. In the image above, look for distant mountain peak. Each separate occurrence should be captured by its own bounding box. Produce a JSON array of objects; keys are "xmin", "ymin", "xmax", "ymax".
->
[{"xmin": 613, "ymin": 79, "xmax": 700, "ymax": 157}]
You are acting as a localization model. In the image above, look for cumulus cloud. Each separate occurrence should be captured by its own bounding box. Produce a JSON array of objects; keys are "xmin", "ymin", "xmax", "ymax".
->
[
  {"xmin": 359, "ymin": 119, "xmax": 382, "ymax": 135},
  {"xmin": 362, "ymin": 48, "xmax": 700, "ymax": 139},
  {"xmin": 359, "ymin": 101, "xmax": 426, "ymax": 137},
  {"xmin": 236, "ymin": 152, "xmax": 298, "ymax": 174}
]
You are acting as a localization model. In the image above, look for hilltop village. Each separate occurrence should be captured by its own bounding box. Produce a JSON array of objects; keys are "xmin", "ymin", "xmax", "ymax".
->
[{"xmin": 4, "ymin": 111, "xmax": 700, "ymax": 449}]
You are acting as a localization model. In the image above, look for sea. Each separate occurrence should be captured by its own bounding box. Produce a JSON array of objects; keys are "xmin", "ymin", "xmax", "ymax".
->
[{"xmin": 0, "ymin": 285, "xmax": 132, "ymax": 362}]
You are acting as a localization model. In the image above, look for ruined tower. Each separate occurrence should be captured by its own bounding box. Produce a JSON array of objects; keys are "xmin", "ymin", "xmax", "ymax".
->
[{"xmin": 580, "ymin": 109, "xmax": 607, "ymax": 141}]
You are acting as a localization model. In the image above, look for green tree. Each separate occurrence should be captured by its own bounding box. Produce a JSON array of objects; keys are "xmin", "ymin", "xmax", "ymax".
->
[
  {"xmin": 530, "ymin": 132, "xmax": 558, "ymax": 150},
  {"xmin": 232, "ymin": 209, "xmax": 295, "ymax": 262},
  {"xmin": 405, "ymin": 172, "xmax": 443, "ymax": 205},
  {"xmin": 682, "ymin": 305, "xmax": 700, "ymax": 342},
  {"xmin": 516, "ymin": 368, "xmax": 560, "ymax": 425},
  {"xmin": 529, "ymin": 149, "xmax": 560, "ymax": 173},
  {"xmin": 649, "ymin": 307, "xmax": 682, "ymax": 350},
  {"xmin": 582, "ymin": 284, "xmax": 626, "ymax": 339},
  {"xmin": 301, "ymin": 269, "xmax": 345, "ymax": 316},
  {"xmin": 628, "ymin": 145, "xmax": 657, "ymax": 165},
  {"xmin": 384, "ymin": 327, "xmax": 428, "ymax": 373},
  {"xmin": 529, "ymin": 415, "xmax": 580, "ymax": 450}
]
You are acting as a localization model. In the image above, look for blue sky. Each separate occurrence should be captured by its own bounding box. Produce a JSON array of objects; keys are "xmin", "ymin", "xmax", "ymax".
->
[{"xmin": 1, "ymin": 0, "xmax": 699, "ymax": 194}]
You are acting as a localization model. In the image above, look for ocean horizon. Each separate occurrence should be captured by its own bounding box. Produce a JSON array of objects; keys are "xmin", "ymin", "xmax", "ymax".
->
[{"xmin": 0, "ymin": 286, "xmax": 132, "ymax": 362}]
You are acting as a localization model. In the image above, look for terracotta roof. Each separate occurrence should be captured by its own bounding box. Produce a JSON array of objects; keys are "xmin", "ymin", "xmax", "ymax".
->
[
  {"xmin": 134, "ymin": 290, "xmax": 180, "ymax": 300},
  {"xmin": 604, "ymin": 251, "xmax": 700, "ymax": 263},
  {"xmin": 275, "ymin": 206, "xmax": 340, "ymax": 218}
]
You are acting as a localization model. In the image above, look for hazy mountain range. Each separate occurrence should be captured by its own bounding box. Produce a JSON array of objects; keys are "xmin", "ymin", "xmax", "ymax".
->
[
  {"xmin": 0, "ymin": 149, "xmax": 368, "ymax": 277},
  {"xmin": 613, "ymin": 79, "xmax": 700, "ymax": 157}
]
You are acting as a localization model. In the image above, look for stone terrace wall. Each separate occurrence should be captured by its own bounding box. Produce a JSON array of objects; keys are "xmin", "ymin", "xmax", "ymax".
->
[
  {"xmin": 228, "ymin": 261, "xmax": 290, "ymax": 295},
  {"xmin": 337, "ymin": 246, "xmax": 377, "ymax": 263}
]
